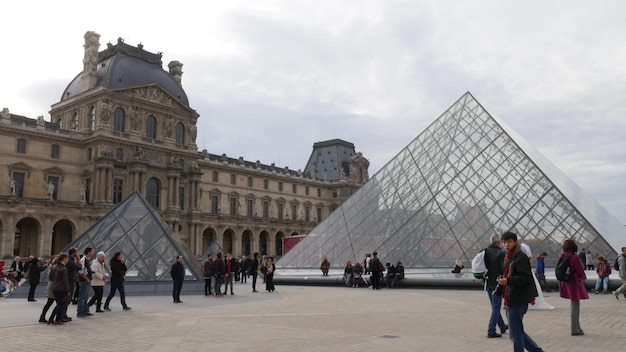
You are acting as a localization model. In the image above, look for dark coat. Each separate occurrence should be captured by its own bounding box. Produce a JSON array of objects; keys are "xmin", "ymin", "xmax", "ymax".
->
[
  {"xmin": 28, "ymin": 259, "xmax": 46, "ymax": 285},
  {"xmin": 109, "ymin": 259, "xmax": 127, "ymax": 283},
  {"xmin": 170, "ymin": 262, "xmax": 185, "ymax": 281},
  {"xmin": 505, "ymin": 247, "xmax": 537, "ymax": 307},
  {"xmin": 250, "ymin": 258, "xmax": 259, "ymax": 275},
  {"xmin": 66, "ymin": 256, "xmax": 80, "ymax": 282},
  {"xmin": 485, "ymin": 244, "xmax": 505, "ymax": 286}
]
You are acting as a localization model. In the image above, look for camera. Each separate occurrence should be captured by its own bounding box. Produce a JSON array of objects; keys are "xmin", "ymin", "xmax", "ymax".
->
[{"xmin": 493, "ymin": 275, "xmax": 504, "ymax": 296}]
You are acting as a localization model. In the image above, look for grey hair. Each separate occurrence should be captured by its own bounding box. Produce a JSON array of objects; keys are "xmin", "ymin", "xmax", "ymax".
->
[{"xmin": 490, "ymin": 233, "xmax": 501, "ymax": 245}]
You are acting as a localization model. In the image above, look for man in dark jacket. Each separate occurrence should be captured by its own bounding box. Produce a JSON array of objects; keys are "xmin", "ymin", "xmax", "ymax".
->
[
  {"xmin": 484, "ymin": 233, "xmax": 507, "ymax": 338},
  {"xmin": 27, "ymin": 257, "xmax": 47, "ymax": 301},
  {"xmin": 203, "ymin": 253, "xmax": 214, "ymax": 296},
  {"xmin": 170, "ymin": 255, "xmax": 185, "ymax": 303},
  {"xmin": 497, "ymin": 232, "xmax": 544, "ymax": 352},
  {"xmin": 213, "ymin": 252, "xmax": 225, "ymax": 296},
  {"xmin": 251, "ymin": 252, "xmax": 259, "ymax": 293},
  {"xmin": 370, "ymin": 251, "xmax": 383, "ymax": 290}
]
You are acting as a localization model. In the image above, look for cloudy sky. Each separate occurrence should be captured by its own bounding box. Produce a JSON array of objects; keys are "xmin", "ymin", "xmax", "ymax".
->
[{"xmin": 2, "ymin": 1, "xmax": 626, "ymax": 224}]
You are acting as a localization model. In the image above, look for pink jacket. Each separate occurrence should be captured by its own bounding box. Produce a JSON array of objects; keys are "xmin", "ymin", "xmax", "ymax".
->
[
  {"xmin": 596, "ymin": 262, "xmax": 611, "ymax": 278},
  {"xmin": 558, "ymin": 251, "xmax": 589, "ymax": 301}
]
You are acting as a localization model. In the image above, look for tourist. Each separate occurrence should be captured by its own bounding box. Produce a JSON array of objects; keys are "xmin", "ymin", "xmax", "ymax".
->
[
  {"xmin": 612, "ymin": 247, "xmax": 626, "ymax": 300},
  {"xmin": 535, "ymin": 252, "xmax": 549, "ymax": 292},
  {"xmin": 251, "ymin": 252, "xmax": 259, "ymax": 293},
  {"xmin": 104, "ymin": 252, "xmax": 131, "ymax": 311},
  {"xmin": 203, "ymin": 253, "xmax": 214, "ymax": 296},
  {"xmin": 171, "ymin": 255, "xmax": 185, "ymax": 303},
  {"xmin": 39, "ymin": 255, "xmax": 58, "ymax": 323},
  {"xmin": 392, "ymin": 260, "xmax": 405, "ymax": 287},
  {"xmin": 265, "ymin": 257, "xmax": 275, "ymax": 292},
  {"xmin": 384, "ymin": 262, "xmax": 396, "ymax": 288},
  {"xmin": 558, "ymin": 239, "xmax": 588, "ymax": 336},
  {"xmin": 363, "ymin": 253, "xmax": 371, "ymax": 275},
  {"xmin": 497, "ymin": 231, "xmax": 544, "ymax": 352},
  {"xmin": 223, "ymin": 253, "xmax": 236, "ymax": 295},
  {"xmin": 213, "ymin": 252, "xmax": 225, "ymax": 296},
  {"xmin": 77, "ymin": 247, "xmax": 94, "ymax": 317},
  {"xmin": 485, "ymin": 233, "xmax": 508, "ymax": 338},
  {"xmin": 9, "ymin": 256, "xmax": 24, "ymax": 281},
  {"xmin": 87, "ymin": 252, "xmax": 106, "ymax": 312},
  {"xmin": 48, "ymin": 253, "xmax": 70, "ymax": 325},
  {"xmin": 320, "ymin": 257, "xmax": 330, "ymax": 276},
  {"xmin": 353, "ymin": 261, "xmax": 364, "ymax": 287},
  {"xmin": 343, "ymin": 260, "xmax": 354, "ymax": 287},
  {"xmin": 27, "ymin": 257, "xmax": 47, "ymax": 301},
  {"xmin": 592, "ymin": 256, "xmax": 611, "ymax": 294},
  {"xmin": 585, "ymin": 250, "xmax": 594, "ymax": 270},
  {"xmin": 451, "ymin": 257, "xmax": 464, "ymax": 273},
  {"xmin": 369, "ymin": 252, "xmax": 384, "ymax": 290}
]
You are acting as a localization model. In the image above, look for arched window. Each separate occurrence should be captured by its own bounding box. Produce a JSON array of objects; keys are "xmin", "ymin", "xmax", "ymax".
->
[
  {"xmin": 146, "ymin": 115, "xmax": 157, "ymax": 139},
  {"xmin": 114, "ymin": 107, "xmax": 125, "ymax": 132},
  {"xmin": 175, "ymin": 122, "xmax": 185, "ymax": 145},
  {"xmin": 88, "ymin": 106, "xmax": 96, "ymax": 131},
  {"xmin": 146, "ymin": 177, "xmax": 160, "ymax": 208}
]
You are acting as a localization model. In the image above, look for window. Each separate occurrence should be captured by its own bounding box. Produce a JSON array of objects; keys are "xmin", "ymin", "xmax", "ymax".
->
[
  {"xmin": 146, "ymin": 177, "xmax": 160, "ymax": 208},
  {"xmin": 211, "ymin": 195, "xmax": 219, "ymax": 214},
  {"xmin": 230, "ymin": 197, "xmax": 237, "ymax": 215},
  {"xmin": 179, "ymin": 187, "xmax": 185, "ymax": 210},
  {"xmin": 16, "ymin": 138, "xmax": 26, "ymax": 154},
  {"xmin": 114, "ymin": 107, "xmax": 125, "ymax": 132},
  {"xmin": 230, "ymin": 174, "xmax": 236, "ymax": 185},
  {"xmin": 12, "ymin": 172, "xmax": 25, "ymax": 197},
  {"xmin": 304, "ymin": 206, "xmax": 310, "ymax": 222},
  {"xmin": 146, "ymin": 115, "xmax": 157, "ymax": 139},
  {"xmin": 317, "ymin": 207, "xmax": 322, "ymax": 222},
  {"xmin": 317, "ymin": 188, "xmax": 321, "ymax": 197},
  {"xmin": 305, "ymin": 186, "xmax": 310, "ymax": 196},
  {"xmin": 277, "ymin": 203, "xmax": 284, "ymax": 219},
  {"xmin": 278, "ymin": 182, "xmax": 283, "ymax": 192},
  {"xmin": 333, "ymin": 190, "xmax": 338, "ymax": 198},
  {"xmin": 248, "ymin": 176, "xmax": 253, "ymax": 187},
  {"xmin": 87, "ymin": 148, "xmax": 92, "ymax": 161},
  {"xmin": 262, "ymin": 201, "xmax": 269, "ymax": 218},
  {"xmin": 88, "ymin": 106, "xmax": 96, "ymax": 131},
  {"xmin": 212, "ymin": 171, "xmax": 218, "ymax": 182},
  {"xmin": 51, "ymin": 144, "xmax": 60, "ymax": 159},
  {"xmin": 47, "ymin": 176, "xmax": 59, "ymax": 200},
  {"xmin": 116, "ymin": 148, "xmax": 124, "ymax": 161},
  {"xmin": 263, "ymin": 179, "xmax": 269, "ymax": 190},
  {"xmin": 292, "ymin": 184, "xmax": 296, "ymax": 194},
  {"xmin": 113, "ymin": 179, "xmax": 123, "ymax": 204},
  {"xmin": 247, "ymin": 199, "xmax": 254, "ymax": 217},
  {"xmin": 176, "ymin": 122, "xmax": 185, "ymax": 145},
  {"xmin": 84, "ymin": 179, "xmax": 91, "ymax": 203}
]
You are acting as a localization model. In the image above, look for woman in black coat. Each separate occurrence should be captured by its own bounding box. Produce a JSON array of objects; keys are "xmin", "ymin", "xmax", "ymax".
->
[
  {"xmin": 265, "ymin": 257, "xmax": 276, "ymax": 292},
  {"xmin": 104, "ymin": 252, "xmax": 131, "ymax": 310}
]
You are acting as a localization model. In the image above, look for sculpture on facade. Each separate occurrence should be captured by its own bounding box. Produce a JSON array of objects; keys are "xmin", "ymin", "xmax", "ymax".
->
[
  {"xmin": 8, "ymin": 178, "xmax": 16, "ymax": 196},
  {"xmin": 188, "ymin": 124, "xmax": 197, "ymax": 142},
  {"xmin": 46, "ymin": 181, "xmax": 55, "ymax": 199},
  {"xmin": 80, "ymin": 185, "xmax": 86, "ymax": 202}
]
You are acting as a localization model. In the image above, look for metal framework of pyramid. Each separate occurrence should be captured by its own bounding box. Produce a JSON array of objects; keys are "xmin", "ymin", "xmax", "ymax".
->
[
  {"xmin": 63, "ymin": 191, "xmax": 203, "ymax": 280},
  {"xmin": 278, "ymin": 92, "xmax": 626, "ymax": 269}
]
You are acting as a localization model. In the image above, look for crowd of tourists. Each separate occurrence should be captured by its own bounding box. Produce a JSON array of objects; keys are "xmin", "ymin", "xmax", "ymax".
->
[{"xmin": 320, "ymin": 251, "xmax": 405, "ymax": 289}]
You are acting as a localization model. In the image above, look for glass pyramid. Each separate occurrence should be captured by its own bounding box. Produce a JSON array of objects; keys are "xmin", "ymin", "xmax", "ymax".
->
[
  {"xmin": 278, "ymin": 92, "xmax": 626, "ymax": 269},
  {"xmin": 63, "ymin": 191, "xmax": 203, "ymax": 280}
]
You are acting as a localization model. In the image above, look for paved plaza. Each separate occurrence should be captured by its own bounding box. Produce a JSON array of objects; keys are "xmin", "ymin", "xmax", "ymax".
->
[{"xmin": 1, "ymin": 281, "xmax": 625, "ymax": 351}]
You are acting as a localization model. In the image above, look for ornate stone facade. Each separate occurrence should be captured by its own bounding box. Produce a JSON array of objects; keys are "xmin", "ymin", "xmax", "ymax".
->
[{"xmin": 0, "ymin": 32, "xmax": 369, "ymax": 261}]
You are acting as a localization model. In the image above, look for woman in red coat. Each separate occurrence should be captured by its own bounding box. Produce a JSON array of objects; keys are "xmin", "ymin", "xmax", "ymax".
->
[{"xmin": 558, "ymin": 239, "xmax": 589, "ymax": 336}]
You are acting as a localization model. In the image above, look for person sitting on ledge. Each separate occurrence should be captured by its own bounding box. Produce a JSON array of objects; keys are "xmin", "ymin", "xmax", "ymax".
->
[{"xmin": 452, "ymin": 257, "xmax": 464, "ymax": 273}]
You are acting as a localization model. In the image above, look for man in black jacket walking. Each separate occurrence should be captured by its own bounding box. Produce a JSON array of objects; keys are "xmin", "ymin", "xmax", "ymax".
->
[
  {"xmin": 170, "ymin": 255, "xmax": 185, "ymax": 303},
  {"xmin": 27, "ymin": 257, "xmax": 47, "ymax": 301},
  {"xmin": 251, "ymin": 252, "xmax": 259, "ymax": 293},
  {"xmin": 484, "ymin": 233, "xmax": 507, "ymax": 338}
]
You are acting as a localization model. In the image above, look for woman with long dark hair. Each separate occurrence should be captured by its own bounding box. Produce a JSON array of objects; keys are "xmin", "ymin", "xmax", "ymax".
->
[
  {"xmin": 265, "ymin": 257, "xmax": 276, "ymax": 292},
  {"xmin": 104, "ymin": 252, "xmax": 131, "ymax": 311},
  {"xmin": 48, "ymin": 253, "xmax": 69, "ymax": 325}
]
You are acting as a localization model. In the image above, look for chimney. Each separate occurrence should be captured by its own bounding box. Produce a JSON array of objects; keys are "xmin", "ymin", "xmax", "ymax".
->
[
  {"xmin": 80, "ymin": 31, "xmax": 101, "ymax": 92},
  {"xmin": 168, "ymin": 60, "xmax": 183, "ymax": 86}
]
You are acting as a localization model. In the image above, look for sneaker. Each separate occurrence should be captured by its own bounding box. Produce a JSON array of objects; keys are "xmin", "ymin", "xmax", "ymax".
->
[
  {"xmin": 592, "ymin": 289, "xmax": 599, "ymax": 294},
  {"xmin": 613, "ymin": 291, "xmax": 619, "ymax": 300},
  {"xmin": 487, "ymin": 333, "xmax": 502, "ymax": 338}
]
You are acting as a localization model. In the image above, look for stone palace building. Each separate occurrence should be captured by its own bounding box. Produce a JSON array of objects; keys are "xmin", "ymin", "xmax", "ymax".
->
[{"xmin": 0, "ymin": 31, "xmax": 369, "ymax": 261}]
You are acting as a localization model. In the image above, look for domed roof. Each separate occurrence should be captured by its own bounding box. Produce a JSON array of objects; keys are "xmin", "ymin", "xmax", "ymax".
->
[{"xmin": 61, "ymin": 39, "xmax": 189, "ymax": 106}]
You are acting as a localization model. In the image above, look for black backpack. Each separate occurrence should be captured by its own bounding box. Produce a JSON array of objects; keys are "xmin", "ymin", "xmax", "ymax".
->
[
  {"xmin": 615, "ymin": 255, "xmax": 623, "ymax": 271},
  {"xmin": 555, "ymin": 253, "xmax": 573, "ymax": 282}
]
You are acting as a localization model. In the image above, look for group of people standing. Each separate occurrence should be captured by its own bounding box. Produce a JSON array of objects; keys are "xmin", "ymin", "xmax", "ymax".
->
[
  {"xmin": 38, "ymin": 247, "xmax": 130, "ymax": 325},
  {"xmin": 322, "ymin": 252, "xmax": 405, "ymax": 289},
  {"xmin": 483, "ymin": 231, "xmax": 626, "ymax": 352}
]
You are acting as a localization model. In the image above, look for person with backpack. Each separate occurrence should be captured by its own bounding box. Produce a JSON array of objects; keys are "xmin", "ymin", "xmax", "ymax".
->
[
  {"xmin": 612, "ymin": 247, "xmax": 626, "ymax": 300},
  {"xmin": 557, "ymin": 239, "xmax": 588, "ymax": 336},
  {"xmin": 484, "ymin": 233, "xmax": 508, "ymax": 338},
  {"xmin": 369, "ymin": 252, "xmax": 383, "ymax": 290},
  {"xmin": 496, "ymin": 231, "xmax": 544, "ymax": 352}
]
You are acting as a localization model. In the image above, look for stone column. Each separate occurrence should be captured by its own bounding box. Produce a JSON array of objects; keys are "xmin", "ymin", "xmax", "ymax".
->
[{"xmin": 41, "ymin": 213, "xmax": 54, "ymax": 256}]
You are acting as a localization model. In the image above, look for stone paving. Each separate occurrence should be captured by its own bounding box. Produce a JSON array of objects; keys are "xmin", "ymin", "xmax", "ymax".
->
[{"xmin": 1, "ymin": 281, "xmax": 625, "ymax": 351}]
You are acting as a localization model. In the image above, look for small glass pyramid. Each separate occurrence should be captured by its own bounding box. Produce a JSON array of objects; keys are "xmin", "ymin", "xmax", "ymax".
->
[
  {"xmin": 278, "ymin": 92, "xmax": 625, "ymax": 269},
  {"xmin": 63, "ymin": 191, "xmax": 203, "ymax": 280}
]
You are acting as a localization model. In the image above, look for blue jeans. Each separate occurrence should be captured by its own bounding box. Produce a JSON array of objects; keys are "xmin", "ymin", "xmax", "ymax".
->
[
  {"xmin": 594, "ymin": 276, "xmax": 609, "ymax": 292},
  {"xmin": 105, "ymin": 281, "xmax": 127, "ymax": 308},
  {"xmin": 486, "ymin": 284, "xmax": 506, "ymax": 334},
  {"xmin": 506, "ymin": 304, "xmax": 543, "ymax": 352},
  {"xmin": 77, "ymin": 280, "xmax": 91, "ymax": 315}
]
